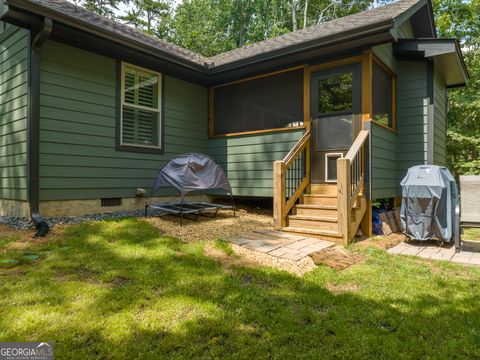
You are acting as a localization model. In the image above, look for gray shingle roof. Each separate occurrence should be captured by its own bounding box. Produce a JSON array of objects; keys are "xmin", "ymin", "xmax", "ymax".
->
[{"xmin": 18, "ymin": 0, "xmax": 422, "ymax": 69}]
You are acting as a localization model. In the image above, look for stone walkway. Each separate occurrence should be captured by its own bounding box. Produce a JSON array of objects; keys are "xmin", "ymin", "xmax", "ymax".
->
[
  {"xmin": 387, "ymin": 240, "xmax": 480, "ymax": 266},
  {"xmin": 226, "ymin": 230, "xmax": 335, "ymax": 261}
]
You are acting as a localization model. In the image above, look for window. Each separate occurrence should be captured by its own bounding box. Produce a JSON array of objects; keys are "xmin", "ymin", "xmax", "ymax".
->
[
  {"xmin": 120, "ymin": 63, "xmax": 162, "ymax": 150},
  {"xmin": 372, "ymin": 60, "xmax": 395, "ymax": 128},
  {"xmin": 212, "ymin": 69, "xmax": 304, "ymax": 135}
]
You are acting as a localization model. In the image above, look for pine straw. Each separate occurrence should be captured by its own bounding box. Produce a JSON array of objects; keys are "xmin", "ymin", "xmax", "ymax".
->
[{"xmin": 145, "ymin": 208, "xmax": 274, "ymax": 243}]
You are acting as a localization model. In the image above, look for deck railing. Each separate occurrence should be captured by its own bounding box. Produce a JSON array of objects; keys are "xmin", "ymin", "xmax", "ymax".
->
[
  {"xmin": 337, "ymin": 129, "xmax": 369, "ymax": 243},
  {"xmin": 273, "ymin": 130, "xmax": 310, "ymax": 229}
]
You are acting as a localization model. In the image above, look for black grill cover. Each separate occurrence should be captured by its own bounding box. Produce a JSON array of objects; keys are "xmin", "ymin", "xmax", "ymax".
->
[{"xmin": 150, "ymin": 153, "xmax": 232, "ymax": 197}]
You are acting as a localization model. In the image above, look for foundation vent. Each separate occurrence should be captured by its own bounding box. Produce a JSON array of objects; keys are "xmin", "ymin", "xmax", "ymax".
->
[{"xmin": 101, "ymin": 198, "xmax": 122, "ymax": 207}]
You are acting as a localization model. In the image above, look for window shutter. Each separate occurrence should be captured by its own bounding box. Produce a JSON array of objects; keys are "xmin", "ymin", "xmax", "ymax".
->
[{"xmin": 121, "ymin": 64, "xmax": 161, "ymax": 149}]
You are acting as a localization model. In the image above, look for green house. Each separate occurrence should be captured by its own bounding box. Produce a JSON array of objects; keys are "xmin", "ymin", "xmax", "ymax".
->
[{"xmin": 0, "ymin": 0, "xmax": 467, "ymax": 241}]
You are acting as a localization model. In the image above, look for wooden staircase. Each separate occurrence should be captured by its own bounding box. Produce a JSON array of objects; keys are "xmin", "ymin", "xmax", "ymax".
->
[
  {"xmin": 273, "ymin": 129, "xmax": 370, "ymax": 245},
  {"xmin": 282, "ymin": 184, "xmax": 365, "ymax": 244}
]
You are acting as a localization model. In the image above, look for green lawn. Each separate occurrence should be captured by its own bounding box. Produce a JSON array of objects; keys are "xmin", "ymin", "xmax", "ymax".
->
[
  {"xmin": 1, "ymin": 218, "xmax": 480, "ymax": 359},
  {"xmin": 464, "ymin": 227, "xmax": 480, "ymax": 240}
]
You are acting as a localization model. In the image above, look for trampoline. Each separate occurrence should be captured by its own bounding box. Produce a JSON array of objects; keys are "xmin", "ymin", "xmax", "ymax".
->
[{"xmin": 145, "ymin": 153, "xmax": 235, "ymax": 224}]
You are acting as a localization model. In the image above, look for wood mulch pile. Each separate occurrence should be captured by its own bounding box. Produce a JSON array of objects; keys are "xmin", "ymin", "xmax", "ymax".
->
[
  {"xmin": 310, "ymin": 245, "xmax": 364, "ymax": 270},
  {"xmin": 353, "ymin": 233, "xmax": 408, "ymax": 251},
  {"xmin": 204, "ymin": 242, "xmax": 317, "ymax": 277},
  {"xmin": 146, "ymin": 207, "xmax": 273, "ymax": 243}
]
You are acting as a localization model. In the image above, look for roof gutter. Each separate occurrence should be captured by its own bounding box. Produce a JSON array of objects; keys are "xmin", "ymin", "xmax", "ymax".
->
[{"xmin": 29, "ymin": 16, "xmax": 52, "ymax": 235}]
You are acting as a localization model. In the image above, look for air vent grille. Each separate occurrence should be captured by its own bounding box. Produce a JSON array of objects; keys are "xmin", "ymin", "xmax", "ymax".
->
[{"xmin": 101, "ymin": 198, "xmax": 122, "ymax": 207}]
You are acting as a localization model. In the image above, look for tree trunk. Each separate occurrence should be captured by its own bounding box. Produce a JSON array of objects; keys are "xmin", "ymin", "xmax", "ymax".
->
[
  {"xmin": 303, "ymin": 0, "xmax": 308, "ymax": 29},
  {"xmin": 292, "ymin": 0, "xmax": 298, "ymax": 31}
]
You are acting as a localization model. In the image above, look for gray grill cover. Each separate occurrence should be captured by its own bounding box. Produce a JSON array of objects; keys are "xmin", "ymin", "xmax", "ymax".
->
[
  {"xmin": 150, "ymin": 153, "xmax": 232, "ymax": 197},
  {"xmin": 400, "ymin": 165, "xmax": 458, "ymax": 241}
]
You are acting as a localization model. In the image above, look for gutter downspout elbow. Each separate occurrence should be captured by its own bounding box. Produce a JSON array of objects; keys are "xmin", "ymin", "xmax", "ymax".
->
[{"xmin": 29, "ymin": 17, "xmax": 52, "ymax": 236}]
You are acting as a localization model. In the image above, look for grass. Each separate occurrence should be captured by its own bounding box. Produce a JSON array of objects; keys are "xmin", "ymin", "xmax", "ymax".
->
[
  {"xmin": 1, "ymin": 218, "xmax": 480, "ymax": 359},
  {"xmin": 464, "ymin": 227, "xmax": 480, "ymax": 240}
]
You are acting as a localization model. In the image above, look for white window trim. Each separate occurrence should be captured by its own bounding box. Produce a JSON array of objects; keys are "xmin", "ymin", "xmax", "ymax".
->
[
  {"xmin": 325, "ymin": 152, "xmax": 344, "ymax": 183},
  {"xmin": 120, "ymin": 62, "xmax": 163, "ymax": 149}
]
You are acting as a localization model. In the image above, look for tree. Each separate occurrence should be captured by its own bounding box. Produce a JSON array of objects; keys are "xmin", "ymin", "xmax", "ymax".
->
[
  {"xmin": 170, "ymin": 0, "xmax": 374, "ymax": 57},
  {"xmin": 121, "ymin": 0, "xmax": 172, "ymax": 37},
  {"xmin": 74, "ymin": 0, "xmax": 123, "ymax": 18},
  {"xmin": 432, "ymin": 0, "xmax": 480, "ymax": 176}
]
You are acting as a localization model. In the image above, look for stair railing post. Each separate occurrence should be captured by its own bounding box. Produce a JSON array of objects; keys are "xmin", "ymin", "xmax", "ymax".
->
[
  {"xmin": 273, "ymin": 160, "xmax": 286, "ymax": 229},
  {"xmin": 337, "ymin": 158, "xmax": 350, "ymax": 244}
]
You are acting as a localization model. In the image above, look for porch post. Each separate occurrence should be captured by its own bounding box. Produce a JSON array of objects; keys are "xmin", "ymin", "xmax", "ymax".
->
[
  {"xmin": 273, "ymin": 161, "xmax": 286, "ymax": 229},
  {"xmin": 360, "ymin": 50, "xmax": 373, "ymax": 237},
  {"xmin": 337, "ymin": 158, "xmax": 350, "ymax": 244}
]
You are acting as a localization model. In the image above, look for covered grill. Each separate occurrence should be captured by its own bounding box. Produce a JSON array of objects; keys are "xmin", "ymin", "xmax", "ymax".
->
[{"xmin": 400, "ymin": 165, "xmax": 459, "ymax": 242}]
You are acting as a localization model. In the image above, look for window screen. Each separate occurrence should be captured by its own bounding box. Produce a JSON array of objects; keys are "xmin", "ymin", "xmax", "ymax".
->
[
  {"xmin": 317, "ymin": 72, "xmax": 353, "ymax": 114},
  {"xmin": 372, "ymin": 62, "xmax": 393, "ymax": 128},
  {"xmin": 121, "ymin": 63, "xmax": 161, "ymax": 148},
  {"xmin": 213, "ymin": 69, "xmax": 303, "ymax": 135}
]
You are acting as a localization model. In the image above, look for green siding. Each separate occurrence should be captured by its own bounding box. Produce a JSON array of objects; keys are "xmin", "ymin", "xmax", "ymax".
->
[
  {"xmin": 372, "ymin": 43, "xmax": 397, "ymax": 71},
  {"xmin": 397, "ymin": 19, "xmax": 415, "ymax": 38},
  {"xmin": 371, "ymin": 123, "xmax": 398, "ymax": 199},
  {"xmin": 0, "ymin": 22, "xmax": 29, "ymax": 200},
  {"xmin": 371, "ymin": 42, "xmax": 431, "ymax": 199},
  {"xmin": 208, "ymin": 130, "xmax": 304, "ymax": 197},
  {"xmin": 433, "ymin": 67, "xmax": 447, "ymax": 166},
  {"xmin": 371, "ymin": 43, "xmax": 399, "ymax": 199},
  {"xmin": 397, "ymin": 61, "xmax": 428, "ymax": 181},
  {"xmin": 39, "ymin": 41, "xmax": 208, "ymax": 200}
]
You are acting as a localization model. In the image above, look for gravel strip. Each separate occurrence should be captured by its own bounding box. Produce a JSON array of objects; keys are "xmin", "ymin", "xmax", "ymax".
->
[
  {"xmin": 146, "ymin": 209, "xmax": 273, "ymax": 242},
  {"xmin": 0, "ymin": 209, "xmax": 166, "ymax": 230}
]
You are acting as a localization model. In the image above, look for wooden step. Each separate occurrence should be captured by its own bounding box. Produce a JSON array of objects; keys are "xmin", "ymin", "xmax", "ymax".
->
[
  {"xmin": 301, "ymin": 194, "xmax": 337, "ymax": 206},
  {"xmin": 281, "ymin": 226, "xmax": 343, "ymax": 244},
  {"xmin": 287, "ymin": 214, "xmax": 338, "ymax": 231},
  {"xmin": 310, "ymin": 184, "xmax": 337, "ymax": 195},
  {"xmin": 294, "ymin": 204, "xmax": 338, "ymax": 217}
]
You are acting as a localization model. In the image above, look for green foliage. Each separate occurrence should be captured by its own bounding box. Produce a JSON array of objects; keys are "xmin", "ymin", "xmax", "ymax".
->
[
  {"xmin": 121, "ymin": 0, "xmax": 172, "ymax": 37},
  {"xmin": 169, "ymin": 0, "xmax": 374, "ymax": 57},
  {"xmin": 74, "ymin": 0, "xmax": 123, "ymax": 18},
  {"xmin": 433, "ymin": 0, "xmax": 480, "ymax": 176}
]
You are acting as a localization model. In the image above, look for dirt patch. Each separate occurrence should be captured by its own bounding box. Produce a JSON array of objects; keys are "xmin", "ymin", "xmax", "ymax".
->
[
  {"xmin": 204, "ymin": 242, "xmax": 317, "ymax": 276},
  {"xmin": 146, "ymin": 208, "xmax": 273, "ymax": 243},
  {"xmin": 353, "ymin": 233, "xmax": 408, "ymax": 251},
  {"xmin": 310, "ymin": 246, "xmax": 364, "ymax": 270},
  {"xmin": 1, "ymin": 224, "xmax": 69, "ymax": 248},
  {"xmin": 325, "ymin": 283, "xmax": 360, "ymax": 294}
]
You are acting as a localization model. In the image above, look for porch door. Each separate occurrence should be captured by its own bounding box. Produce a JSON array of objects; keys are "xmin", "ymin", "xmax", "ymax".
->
[{"xmin": 310, "ymin": 64, "xmax": 362, "ymax": 183}]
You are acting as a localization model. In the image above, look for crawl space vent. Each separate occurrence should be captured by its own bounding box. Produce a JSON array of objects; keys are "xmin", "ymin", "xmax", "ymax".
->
[{"xmin": 101, "ymin": 198, "xmax": 122, "ymax": 207}]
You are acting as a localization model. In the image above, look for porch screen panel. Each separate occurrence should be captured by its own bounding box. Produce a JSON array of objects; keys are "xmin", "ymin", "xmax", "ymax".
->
[
  {"xmin": 213, "ymin": 69, "xmax": 303, "ymax": 135},
  {"xmin": 372, "ymin": 62, "xmax": 393, "ymax": 128}
]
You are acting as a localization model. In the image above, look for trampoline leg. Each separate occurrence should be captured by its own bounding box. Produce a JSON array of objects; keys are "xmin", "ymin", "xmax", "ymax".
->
[{"xmin": 144, "ymin": 205, "xmax": 149, "ymax": 217}]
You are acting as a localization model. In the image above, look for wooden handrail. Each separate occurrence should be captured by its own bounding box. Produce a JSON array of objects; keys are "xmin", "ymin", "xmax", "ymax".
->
[
  {"xmin": 345, "ymin": 130, "xmax": 369, "ymax": 160},
  {"xmin": 337, "ymin": 129, "xmax": 369, "ymax": 244},
  {"xmin": 273, "ymin": 130, "xmax": 311, "ymax": 229},
  {"xmin": 284, "ymin": 129, "xmax": 311, "ymax": 164}
]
